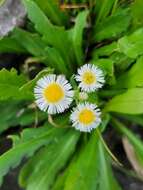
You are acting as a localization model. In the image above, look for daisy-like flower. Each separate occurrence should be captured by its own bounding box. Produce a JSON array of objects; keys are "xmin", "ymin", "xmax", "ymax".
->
[
  {"xmin": 34, "ymin": 74, "xmax": 74, "ymax": 114},
  {"xmin": 70, "ymin": 102, "xmax": 101, "ymax": 132},
  {"xmin": 75, "ymin": 64, "xmax": 105, "ymax": 92}
]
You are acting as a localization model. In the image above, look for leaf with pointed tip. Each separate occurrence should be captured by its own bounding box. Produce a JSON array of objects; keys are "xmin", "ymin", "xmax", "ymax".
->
[
  {"xmin": 0, "ymin": 126, "xmax": 68, "ymax": 186},
  {"xmin": 115, "ymin": 56, "xmax": 143, "ymax": 88},
  {"xmin": 71, "ymin": 10, "xmax": 88, "ymax": 66},
  {"xmin": 105, "ymin": 88, "xmax": 143, "ymax": 114},
  {"xmin": 118, "ymin": 28, "xmax": 143, "ymax": 58},
  {"xmin": 94, "ymin": 9, "xmax": 131, "ymax": 42},
  {"xmin": 19, "ymin": 130, "xmax": 80, "ymax": 190},
  {"xmin": 34, "ymin": 0, "xmax": 68, "ymax": 25},
  {"xmin": 0, "ymin": 68, "xmax": 32, "ymax": 100},
  {"xmin": 22, "ymin": 0, "xmax": 73, "ymax": 71},
  {"xmin": 0, "ymin": 36, "xmax": 26, "ymax": 53}
]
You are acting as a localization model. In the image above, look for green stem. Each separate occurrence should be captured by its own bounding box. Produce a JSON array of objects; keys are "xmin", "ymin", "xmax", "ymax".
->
[{"xmin": 96, "ymin": 128, "xmax": 123, "ymax": 166}]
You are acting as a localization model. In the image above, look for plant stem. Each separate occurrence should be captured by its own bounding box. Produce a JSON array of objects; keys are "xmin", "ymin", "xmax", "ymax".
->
[{"xmin": 96, "ymin": 128, "xmax": 123, "ymax": 166}]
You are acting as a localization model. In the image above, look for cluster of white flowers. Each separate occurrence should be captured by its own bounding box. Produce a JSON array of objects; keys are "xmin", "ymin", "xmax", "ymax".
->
[{"xmin": 34, "ymin": 64, "xmax": 105, "ymax": 132}]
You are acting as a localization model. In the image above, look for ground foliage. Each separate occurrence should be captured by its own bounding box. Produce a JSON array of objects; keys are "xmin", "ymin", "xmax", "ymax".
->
[{"xmin": 0, "ymin": 0, "xmax": 143, "ymax": 189}]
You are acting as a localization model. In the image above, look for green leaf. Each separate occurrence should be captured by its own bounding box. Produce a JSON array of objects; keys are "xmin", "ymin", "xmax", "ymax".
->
[
  {"xmin": 20, "ymin": 68, "xmax": 53, "ymax": 92},
  {"xmin": 13, "ymin": 28, "xmax": 48, "ymax": 57},
  {"xmin": 0, "ymin": 100, "xmax": 25, "ymax": 133},
  {"xmin": 95, "ymin": 0, "xmax": 115, "ymax": 25},
  {"xmin": 0, "ymin": 98, "xmax": 47, "ymax": 133},
  {"xmin": 13, "ymin": 28, "xmax": 68, "ymax": 74},
  {"xmin": 112, "ymin": 119, "xmax": 143, "ymax": 167},
  {"xmin": 131, "ymin": 0, "xmax": 143, "ymax": 28},
  {"xmin": 19, "ymin": 130, "xmax": 80, "ymax": 190},
  {"xmin": 105, "ymin": 88, "xmax": 143, "ymax": 114},
  {"xmin": 119, "ymin": 114, "xmax": 143, "ymax": 127},
  {"xmin": 0, "ymin": 68, "xmax": 32, "ymax": 100},
  {"xmin": 71, "ymin": 10, "xmax": 88, "ymax": 66},
  {"xmin": 115, "ymin": 56, "xmax": 143, "ymax": 88},
  {"xmin": 64, "ymin": 133, "xmax": 99, "ymax": 190},
  {"xmin": 110, "ymin": 52, "xmax": 134, "ymax": 72},
  {"xmin": 62, "ymin": 133, "xmax": 120, "ymax": 190},
  {"xmin": 92, "ymin": 42, "xmax": 117, "ymax": 58},
  {"xmin": 0, "ymin": 36, "xmax": 26, "ymax": 53},
  {"xmin": 118, "ymin": 28, "xmax": 143, "ymax": 58},
  {"xmin": 23, "ymin": 0, "xmax": 73, "ymax": 71},
  {"xmin": 92, "ymin": 58, "xmax": 115, "ymax": 85},
  {"xmin": 93, "ymin": 9, "xmax": 131, "ymax": 42},
  {"xmin": 92, "ymin": 58, "xmax": 114, "ymax": 77},
  {"xmin": 97, "ymin": 141, "xmax": 121, "ymax": 190},
  {"xmin": 0, "ymin": 126, "xmax": 68, "ymax": 185},
  {"xmin": 34, "ymin": 0, "xmax": 68, "ymax": 25}
]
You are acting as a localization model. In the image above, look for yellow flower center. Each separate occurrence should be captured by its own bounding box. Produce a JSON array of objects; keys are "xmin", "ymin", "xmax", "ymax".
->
[
  {"xmin": 83, "ymin": 71, "xmax": 96, "ymax": 85},
  {"xmin": 44, "ymin": 83, "xmax": 64, "ymax": 103},
  {"xmin": 79, "ymin": 109, "xmax": 95, "ymax": 125}
]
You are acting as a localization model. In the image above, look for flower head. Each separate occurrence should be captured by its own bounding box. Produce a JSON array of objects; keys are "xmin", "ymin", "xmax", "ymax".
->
[
  {"xmin": 70, "ymin": 102, "xmax": 101, "ymax": 132},
  {"xmin": 75, "ymin": 64, "xmax": 105, "ymax": 92},
  {"xmin": 34, "ymin": 74, "xmax": 74, "ymax": 114}
]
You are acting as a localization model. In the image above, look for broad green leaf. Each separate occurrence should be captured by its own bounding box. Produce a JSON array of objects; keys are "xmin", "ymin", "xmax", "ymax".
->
[
  {"xmin": 19, "ymin": 130, "xmax": 80, "ymax": 190},
  {"xmin": 119, "ymin": 114, "xmax": 143, "ymax": 127},
  {"xmin": 0, "ymin": 100, "xmax": 45, "ymax": 133},
  {"xmin": 45, "ymin": 47, "xmax": 69, "ymax": 75},
  {"xmin": 92, "ymin": 42, "xmax": 117, "ymax": 58},
  {"xmin": 71, "ymin": 10, "xmax": 88, "ymax": 66},
  {"xmin": 131, "ymin": 0, "xmax": 143, "ymax": 28},
  {"xmin": 13, "ymin": 28, "xmax": 69, "ymax": 74},
  {"xmin": 110, "ymin": 52, "xmax": 134, "ymax": 72},
  {"xmin": 64, "ymin": 133, "xmax": 99, "ymax": 190},
  {"xmin": 105, "ymin": 88, "xmax": 143, "ymax": 114},
  {"xmin": 97, "ymin": 141, "xmax": 121, "ymax": 190},
  {"xmin": 23, "ymin": 0, "xmax": 73, "ymax": 71},
  {"xmin": 0, "ymin": 68, "xmax": 32, "ymax": 100},
  {"xmin": 13, "ymin": 28, "xmax": 48, "ymax": 57},
  {"xmin": 20, "ymin": 68, "xmax": 53, "ymax": 92},
  {"xmin": 63, "ymin": 133, "xmax": 120, "ymax": 190},
  {"xmin": 95, "ymin": 0, "xmax": 115, "ymax": 25},
  {"xmin": 118, "ymin": 28, "xmax": 143, "ymax": 58},
  {"xmin": 93, "ymin": 9, "xmax": 131, "ymax": 42},
  {"xmin": 0, "ymin": 36, "xmax": 26, "ymax": 53},
  {"xmin": 34, "ymin": 0, "xmax": 68, "ymax": 25},
  {"xmin": 0, "ymin": 100, "xmax": 25, "ymax": 133},
  {"xmin": 115, "ymin": 56, "xmax": 143, "ymax": 88},
  {"xmin": 0, "ymin": 126, "xmax": 68, "ymax": 185}
]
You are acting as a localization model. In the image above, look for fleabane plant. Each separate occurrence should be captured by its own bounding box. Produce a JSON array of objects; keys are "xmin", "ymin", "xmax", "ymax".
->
[
  {"xmin": 34, "ymin": 64, "xmax": 104, "ymax": 132},
  {"xmin": 1, "ymin": 0, "xmax": 143, "ymax": 190}
]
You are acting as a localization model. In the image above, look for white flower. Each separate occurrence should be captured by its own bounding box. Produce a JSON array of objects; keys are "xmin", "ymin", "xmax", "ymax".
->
[
  {"xmin": 75, "ymin": 64, "xmax": 105, "ymax": 92},
  {"xmin": 70, "ymin": 102, "xmax": 101, "ymax": 132},
  {"xmin": 34, "ymin": 74, "xmax": 74, "ymax": 114}
]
